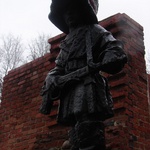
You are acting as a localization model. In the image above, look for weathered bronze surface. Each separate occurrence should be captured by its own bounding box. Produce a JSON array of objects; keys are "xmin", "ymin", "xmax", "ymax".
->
[{"xmin": 40, "ymin": 0, "xmax": 127, "ymax": 149}]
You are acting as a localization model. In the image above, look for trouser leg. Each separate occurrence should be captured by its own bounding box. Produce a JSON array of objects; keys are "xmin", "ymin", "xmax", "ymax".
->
[
  {"xmin": 75, "ymin": 121, "xmax": 106, "ymax": 150},
  {"xmin": 68, "ymin": 113, "xmax": 106, "ymax": 150}
]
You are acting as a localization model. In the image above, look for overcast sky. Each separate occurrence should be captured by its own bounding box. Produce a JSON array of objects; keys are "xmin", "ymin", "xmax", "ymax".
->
[{"xmin": 0, "ymin": 0, "xmax": 150, "ymax": 65}]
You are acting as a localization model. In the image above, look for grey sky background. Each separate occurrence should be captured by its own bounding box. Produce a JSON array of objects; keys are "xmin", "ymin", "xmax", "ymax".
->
[{"xmin": 0, "ymin": 0, "xmax": 150, "ymax": 70}]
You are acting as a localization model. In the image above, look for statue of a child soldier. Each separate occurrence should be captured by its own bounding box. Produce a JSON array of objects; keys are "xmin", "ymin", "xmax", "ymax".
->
[{"xmin": 40, "ymin": 0, "xmax": 127, "ymax": 149}]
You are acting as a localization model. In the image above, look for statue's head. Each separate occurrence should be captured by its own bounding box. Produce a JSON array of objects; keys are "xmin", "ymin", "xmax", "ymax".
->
[{"xmin": 49, "ymin": 0, "xmax": 99, "ymax": 34}]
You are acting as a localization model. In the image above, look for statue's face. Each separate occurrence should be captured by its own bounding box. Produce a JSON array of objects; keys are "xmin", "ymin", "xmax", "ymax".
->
[{"xmin": 63, "ymin": 6, "xmax": 83, "ymax": 28}]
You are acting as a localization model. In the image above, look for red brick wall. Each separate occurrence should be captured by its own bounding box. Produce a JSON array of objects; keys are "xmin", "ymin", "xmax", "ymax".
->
[
  {"xmin": 0, "ymin": 13, "xmax": 150, "ymax": 150},
  {"xmin": 102, "ymin": 14, "xmax": 150, "ymax": 150}
]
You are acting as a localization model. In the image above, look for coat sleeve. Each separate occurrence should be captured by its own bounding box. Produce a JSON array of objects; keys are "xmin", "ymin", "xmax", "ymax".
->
[
  {"xmin": 49, "ymin": 48, "xmax": 67, "ymax": 76},
  {"xmin": 92, "ymin": 25, "xmax": 127, "ymax": 74},
  {"xmin": 41, "ymin": 49, "xmax": 66, "ymax": 98}
]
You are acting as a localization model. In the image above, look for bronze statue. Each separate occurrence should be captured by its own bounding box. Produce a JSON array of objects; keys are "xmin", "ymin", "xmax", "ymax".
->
[{"xmin": 40, "ymin": 0, "xmax": 127, "ymax": 149}]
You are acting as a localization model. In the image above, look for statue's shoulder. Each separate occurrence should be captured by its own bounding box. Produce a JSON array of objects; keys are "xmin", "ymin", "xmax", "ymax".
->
[
  {"xmin": 91, "ymin": 24, "xmax": 107, "ymax": 35},
  {"xmin": 90, "ymin": 24, "xmax": 107, "ymax": 44}
]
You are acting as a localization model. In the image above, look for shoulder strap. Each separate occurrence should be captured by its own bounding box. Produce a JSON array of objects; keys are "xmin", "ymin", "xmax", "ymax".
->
[{"xmin": 86, "ymin": 26, "xmax": 101, "ymax": 69}]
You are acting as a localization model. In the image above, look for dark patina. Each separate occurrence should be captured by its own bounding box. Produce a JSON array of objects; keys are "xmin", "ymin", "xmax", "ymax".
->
[{"xmin": 40, "ymin": 0, "xmax": 127, "ymax": 149}]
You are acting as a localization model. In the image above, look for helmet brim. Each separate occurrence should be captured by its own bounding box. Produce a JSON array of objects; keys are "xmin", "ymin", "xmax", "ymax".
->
[{"xmin": 48, "ymin": 0, "xmax": 98, "ymax": 34}]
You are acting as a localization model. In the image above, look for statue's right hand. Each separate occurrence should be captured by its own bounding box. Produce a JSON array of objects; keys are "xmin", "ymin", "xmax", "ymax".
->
[{"xmin": 41, "ymin": 74, "xmax": 61, "ymax": 100}]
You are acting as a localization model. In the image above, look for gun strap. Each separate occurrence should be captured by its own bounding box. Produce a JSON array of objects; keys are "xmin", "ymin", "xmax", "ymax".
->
[
  {"xmin": 86, "ymin": 26, "xmax": 93, "ymax": 65},
  {"xmin": 86, "ymin": 26, "xmax": 101, "ymax": 69}
]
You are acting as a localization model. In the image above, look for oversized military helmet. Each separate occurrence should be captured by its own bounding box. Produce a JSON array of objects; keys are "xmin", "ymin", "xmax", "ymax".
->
[{"xmin": 49, "ymin": 0, "xmax": 99, "ymax": 34}]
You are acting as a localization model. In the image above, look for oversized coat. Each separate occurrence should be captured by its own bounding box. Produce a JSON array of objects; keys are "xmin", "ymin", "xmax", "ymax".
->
[{"xmin": 47, "ymin": 24, "xmax": 127, "ymax": 125}]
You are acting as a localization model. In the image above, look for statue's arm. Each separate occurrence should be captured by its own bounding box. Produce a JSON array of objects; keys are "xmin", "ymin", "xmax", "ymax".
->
[
  {"xmin": 40, "ymin": 50, "xmax": 67, "ymax": 114},
  {"xmin": 41, "ymin": 49, "xmax": 66, "ymax": 96},
  {"xmin": 93, "ymin": 25, "xmax": 127, "ymax": 74}
]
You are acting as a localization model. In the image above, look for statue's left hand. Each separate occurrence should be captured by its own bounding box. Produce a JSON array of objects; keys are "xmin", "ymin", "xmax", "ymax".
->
[{"xmin": 101, "ymin": 51, "xmax": 127, "ymax": 74}]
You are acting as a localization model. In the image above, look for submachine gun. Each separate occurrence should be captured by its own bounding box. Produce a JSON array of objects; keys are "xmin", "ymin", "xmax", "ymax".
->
[{"xmin": 40, "ymin": 64, "xmax": 102, "ymax": 115}]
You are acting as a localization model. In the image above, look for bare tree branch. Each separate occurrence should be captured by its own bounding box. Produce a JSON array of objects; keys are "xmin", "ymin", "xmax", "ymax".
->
[
  {"xmin": 146, "ymin": 51, "xmax": 150, "ymax": 74},
  {"xmin": 0, "ymin": 34, "xmax": 25, "ymax": 101},
  {"xmin": 0, "ymin": 33, "xmax": 51, "ymax": 102},
  {"xmin": 28, "ymin": 33, "xmax": 51, "ymax": 60},
  {"xmin": 0, "ymin": 34, "xmax": 24, "ymax": 76}
]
